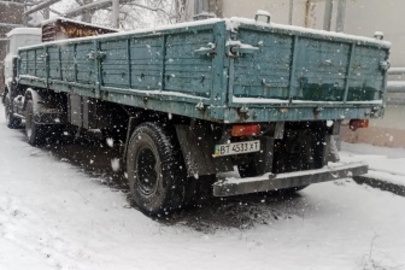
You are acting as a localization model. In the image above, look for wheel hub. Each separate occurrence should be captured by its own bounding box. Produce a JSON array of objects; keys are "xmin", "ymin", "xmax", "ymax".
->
[{"xmin": 136, "ymin": 147, "xmax": 159, "ymax": 195}]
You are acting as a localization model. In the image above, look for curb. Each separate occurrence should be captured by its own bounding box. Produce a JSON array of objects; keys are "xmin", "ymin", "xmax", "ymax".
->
[{"xmin": 353, "ymin": 175, "xmax": 405, "ymax": 197}]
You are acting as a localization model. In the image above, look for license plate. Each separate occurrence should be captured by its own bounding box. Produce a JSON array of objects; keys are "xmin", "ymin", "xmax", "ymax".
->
[{"xmin": 213, "ymin": 140, "xmax": 260, "ymax": 157}]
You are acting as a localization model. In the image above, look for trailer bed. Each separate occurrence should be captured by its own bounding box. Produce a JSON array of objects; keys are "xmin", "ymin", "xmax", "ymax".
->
[{"xmin": 17, "ymin": 18, "xmax": 390, "ymax": 123}]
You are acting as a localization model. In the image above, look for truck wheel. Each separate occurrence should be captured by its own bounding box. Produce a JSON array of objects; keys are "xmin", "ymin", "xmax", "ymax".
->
[
  {"xmin": 4, "ymin": 95, "xmax": 21, "ymax": 129},
  {"xmin": 126, "ymin": 122, "xmax": 185, "ymax": 216},
  {"xmin": 25, "ymin": 100, "xmax": 45, "ymax": 145}
]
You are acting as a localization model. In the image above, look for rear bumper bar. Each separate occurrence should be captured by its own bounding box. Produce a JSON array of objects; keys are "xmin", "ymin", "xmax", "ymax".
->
[{"xmin": 213, "ymin": 162, "xmax": 368, "ymax": 197}]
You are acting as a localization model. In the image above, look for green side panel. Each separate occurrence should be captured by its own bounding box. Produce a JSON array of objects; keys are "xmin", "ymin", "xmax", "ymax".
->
[
  {"xmin": 233, "ymin": 30, "xmax": 292, "ymax": 99},
  {"xmin": 347, "ymin": 45, "xmax": 387, "ymax": 101},
  {"xmin": 293, "ymin": 38, "xmax": 350, "ymax": 101},
  {"xmin": 27, "ymin": 50, "xmax": 36, "ymax": 76},
  {"xmin": 129, "ymin": 37, "xmax": 162, "ymax": 90},
  {"xmin": 76, "ymin": 42, "xmax": 95, "ymax": 84},
  {"xmin": 164, "ymin": 30, "xmax": 214, "ymax": 98},
  {"xmin": 19, "ymin": 50, "xmax": 28, "ymax": 75},
  {"xmin": 100, "ymin": 39, "xmax": 130, "ymax": 88},
  {"xmin": 34, "ymin": 47, "xmax": 46, "ymax": 78},
  {"xmin": 48, "ymin": 46, "xmax": 61, "ymax": 80},
  {"xmin": 16, "ymin": 19, "xmax": 389, "ymax": 124},
  {"xmin": 232, "ymin": 24, "xmax": 389, "ymax": 104},
  {"xmin": 60, "ymin": 45, "xmax": 75, "ymax": 82}
]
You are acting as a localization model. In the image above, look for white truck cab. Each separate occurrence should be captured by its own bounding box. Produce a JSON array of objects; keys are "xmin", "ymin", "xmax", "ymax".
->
[{"xmin": 4, "ymin": 28, "xmax": 42, "ymax": 92}]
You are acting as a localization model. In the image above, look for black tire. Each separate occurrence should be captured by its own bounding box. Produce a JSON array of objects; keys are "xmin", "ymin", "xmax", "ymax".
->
[
  {"xmin": 25, "ymin": 100, "xmax": 45, "ymax": 145},
  {"xmin": 4, "ymin": 95, "xmax": 21, "ymax": 129},
  {"xmin": 126, "ymin": 122, "xmax": 186, "ymax": 216}
]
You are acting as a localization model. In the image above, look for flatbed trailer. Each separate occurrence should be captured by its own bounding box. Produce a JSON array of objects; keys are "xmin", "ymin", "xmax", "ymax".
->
[{"xmin": 5, "ymin": 14, "xmax": 390, "ymax": 215}]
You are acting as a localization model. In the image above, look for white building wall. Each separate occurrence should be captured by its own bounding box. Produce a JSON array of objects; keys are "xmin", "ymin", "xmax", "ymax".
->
[
  {"xmin": 222, "ymin": 0, "xmax": 324, "ymax": 29},
  {"xmin": 220, "ymin": 0, "xmax": 405, "ymax": 67},
  {"xmin": 344, "ymin": 0, "xmax": 405, "ymax": 67}
]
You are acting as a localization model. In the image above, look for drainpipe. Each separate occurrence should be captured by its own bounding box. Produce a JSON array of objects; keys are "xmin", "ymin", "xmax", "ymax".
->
[
  {"xmin": 336, "ymin": 0, "xmax": 346, "ymax": 32},
  {"xmin": 323, "ymin": 0, "xmax": 333, "ymax": 31},
  {"xmin": 304, "ymin": 0, "xmax": 311, "ymax": 27},
  {"xmin": 288, "ymin": 0, "xmax": 293, "ymax": 25},
  {"xmin": 112, "ymin": 0, "xmax": 119, "ymax": 28}
]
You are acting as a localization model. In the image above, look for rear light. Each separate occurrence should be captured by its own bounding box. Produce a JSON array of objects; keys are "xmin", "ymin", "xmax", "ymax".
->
[
  {"xmin": 231, "ymin": 124, "xmax": 261, "ymax": 137},
  {"xmin": 349, "ymin": 119, "xmax": 369, "ymax": 131}
]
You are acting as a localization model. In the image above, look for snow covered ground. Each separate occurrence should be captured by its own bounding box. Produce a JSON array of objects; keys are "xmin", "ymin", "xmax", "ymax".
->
[
  {"xmin": 341, "ymin": 143, "xmax": 405, "ymax": 187},
  {"xmin": 1, "ymin": 102, "xmax": 405, "ymax": 270}
]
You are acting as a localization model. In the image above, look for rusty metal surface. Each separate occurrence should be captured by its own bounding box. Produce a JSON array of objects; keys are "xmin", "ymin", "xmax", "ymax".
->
[{"xmin": 42, "ymin": 18, "xmax": 117, "ymax": 42}]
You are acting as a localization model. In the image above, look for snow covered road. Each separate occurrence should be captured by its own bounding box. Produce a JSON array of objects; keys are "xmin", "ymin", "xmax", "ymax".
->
[{"xmin": 0, "ymin": 103, "xmax": 404, "ymax": 270}]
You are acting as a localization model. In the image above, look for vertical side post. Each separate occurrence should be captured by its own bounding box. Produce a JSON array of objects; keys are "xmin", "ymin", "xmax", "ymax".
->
[
  {"xmin": 58, "ymin": 46, "xmax": 62, "ymax": 80},
  {"xmin": 212, "ymin": 22, "xmax": 227, "ymax": 107},
  {"xmin": 127, "ymin": 38, "xmax": 132, "ymax": 88},
  {"xmin": 74, "ymin": 44, "xmax": 78, "ymax": 83},
  {"xmin": 343, "ymin": 43, "xmax": 355, "ymax": 102},
  {"xmin": 288, "ymin": 35, "xmax": 299, "ymax": 102},
  {"xmin": 159, "ymin": 35, "xmax": 167, "ymax": 91},
  {"xmin": 94, "ymin": 40, "xmax": 101, "ymax": 98},
  {"xmin": 45, "ymin": 46, "xmax": 49, "ymax": 89},
  {"xmin": 34, "ymin": 49, "xmax": 37, "ymax": 77},
  {"xmin": 25, "ymin": 51, "xmax": 28, "ymax": 75}
]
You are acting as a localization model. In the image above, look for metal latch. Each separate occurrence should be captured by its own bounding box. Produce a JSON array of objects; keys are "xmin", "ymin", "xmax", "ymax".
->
[
  {"xmin": 379, "ymin": 60, "xmax": 390, "ymax": 72},
  {"xmin": 88, "ymin": 51, "xmax": 107, "ymax": 60},
  {"xmin": 194, "ymin": 42, "xmax": 216, "ymax": 57},
  {"xmin": 227, "ymin": 40, "xmax": 259, "ymax": 57}
]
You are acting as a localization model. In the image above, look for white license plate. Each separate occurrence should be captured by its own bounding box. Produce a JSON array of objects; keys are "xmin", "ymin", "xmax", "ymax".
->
[{"xmin": 213, "ymin": 140, "xmax": 260, "ymax": 157}]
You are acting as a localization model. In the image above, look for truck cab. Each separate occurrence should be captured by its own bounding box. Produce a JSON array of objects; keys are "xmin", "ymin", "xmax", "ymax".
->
[
  {"xmin": 3, "ymin": 28, "xmax": 41, "ymax": 128},
  {"xmin": 3, "ymin": 28, "xmax": 42, "ymax": 95}
]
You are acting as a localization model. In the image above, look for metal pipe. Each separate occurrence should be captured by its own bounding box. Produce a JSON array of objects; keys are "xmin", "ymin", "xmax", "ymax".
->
[
  {"xmin": 64, "ymin": 0, "xmax": 127, "ymax": 18},
  {"xmin": 304, "ymin": 0, "xmax": 311, "ymax": 27},
  {"xmin": 24, "ymin": 0, "xmax": 61, "ymax": 15},
  {"xmin": 323, "ymin": 0, "xmax": 333, "ymax": 31},
  {"xmin": 43, "ymin": 7, "xmax": 50, "ymax": 20},
  {"xmin": 112, "ymin": 0, "xmax": 119, "ymax": 28},
  {"xmin": 0, "ymin": 23, "xmax": 24, "ymax": 27},
  {"xmin": 336, "ymin": 0, "xmax": 346, "ymax": 32},
  {"xmin": 288, "ymin": 0, "xmax": 293, "ymax": 25},
  {"xmin": 386, "ymin": 81, "xmax": 405, "ymax": 93},
  {"xmin": 388, "ymin": 67, "xmax": 405, "ymax": 75}
]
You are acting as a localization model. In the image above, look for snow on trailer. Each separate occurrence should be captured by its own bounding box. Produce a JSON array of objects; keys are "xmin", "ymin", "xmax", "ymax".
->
[{"xmin": 5, "ymin": 13, "xmax": 390, "ymax": 216}]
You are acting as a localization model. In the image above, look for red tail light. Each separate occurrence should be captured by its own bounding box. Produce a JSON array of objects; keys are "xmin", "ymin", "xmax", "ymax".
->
[
  {"xmin": 231, "ymin": 124, "xmax": 261, "ymax": 137},
  {"xmin": 349, "ymin": 119, "xmax": 369, "ymax": 131}
]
